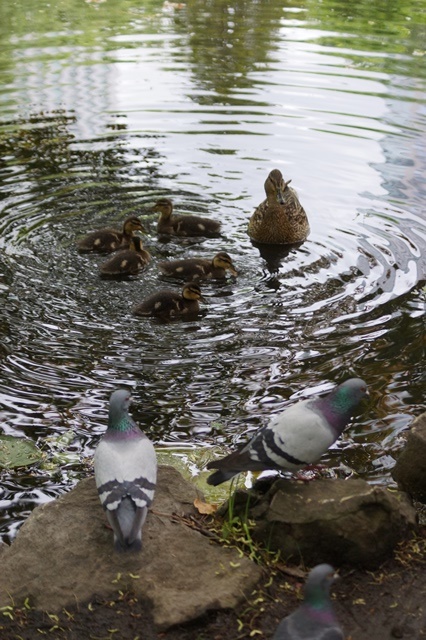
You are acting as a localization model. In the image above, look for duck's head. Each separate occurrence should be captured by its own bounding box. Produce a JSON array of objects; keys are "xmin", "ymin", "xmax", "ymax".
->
[
  {"xmin": 152, "ymin": 198, "xmax": 173, "ymax": 219},
  {"xmin": 182, "ymin": 282, "xmax": 203, "ymax": 301},
  {"xmin": 123, "ymin": 216, "xmax": 146, "ymax": 234},
  {"xmin": 264, "ymin": 169, "xmax": 292, "ymax": 205},
  {"xmin": 213, "ymin": 251, "xmax": 238, "ymax": 276}
]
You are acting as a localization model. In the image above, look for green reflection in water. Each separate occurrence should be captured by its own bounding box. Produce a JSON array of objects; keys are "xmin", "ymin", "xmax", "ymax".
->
[
  {"xmin": 1, "ymin": 0, "xmax": 425, "ymax": 85},
  {"xmin": 0, "ymin": 0, "xmax": 424, "ymax": 544}
]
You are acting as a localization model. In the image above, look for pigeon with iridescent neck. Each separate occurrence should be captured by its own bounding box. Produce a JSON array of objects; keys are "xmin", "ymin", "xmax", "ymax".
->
[
  {"xmin": 272, "ymin": 564, "xmax": 344, "ymax": 639},
  {"xmin": 206, "ymin": 378, "xmax": 367, "ymax": 486},
  {"xmin": 94, "ymin": 389, "xmax": 157, "ymax": 552}
]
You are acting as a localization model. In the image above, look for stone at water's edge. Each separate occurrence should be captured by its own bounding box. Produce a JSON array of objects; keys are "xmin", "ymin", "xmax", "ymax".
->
[
  {"xmin": 0, "ymin": 466, "xmax": 262, "ymax": 629},
  {"xmin": 392, "ymin": 412, "xmax": 426, "ymax": 503},
  {"xmin": 229, "ymin": 477, "xmax": 417, "ymax": 568}
]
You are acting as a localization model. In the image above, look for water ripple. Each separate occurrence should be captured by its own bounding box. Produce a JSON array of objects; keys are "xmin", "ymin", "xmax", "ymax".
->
[{"xmin": 0, "ymin": 0, "xmax": 425, "ymax": 541}]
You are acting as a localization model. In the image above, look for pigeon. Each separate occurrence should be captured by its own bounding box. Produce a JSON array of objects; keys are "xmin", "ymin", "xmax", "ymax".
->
[
  {"xmin": 206, "ymin": 378, "xmax": 367, "ymax": 486},
  {"xmin": 94, "ymin": 389, "xmax": 157, "ymax": 552},
  {"xmin": 272, "ymin": 564, "xmax": 344, "ymax": 639}
]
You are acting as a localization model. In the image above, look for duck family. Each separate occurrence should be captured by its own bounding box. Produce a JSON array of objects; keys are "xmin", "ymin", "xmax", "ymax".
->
[{"xmin": 76, "ymin": 168, "xmax": 309, "ymax": 319}]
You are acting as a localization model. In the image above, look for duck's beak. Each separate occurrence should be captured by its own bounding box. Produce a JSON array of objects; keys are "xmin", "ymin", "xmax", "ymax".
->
[
  {"xmin": 229, "ymin": 266, "xmax": 238, "ymax": 277},
  {"xmin": 276, "ymin": 188, "xmax": 285, "ymax": 205},
  {"xmin": 276, "ymin": 179, "xmax": 292, "ymax": 205}
]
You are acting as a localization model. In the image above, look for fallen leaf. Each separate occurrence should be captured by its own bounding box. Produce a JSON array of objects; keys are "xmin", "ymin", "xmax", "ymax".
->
[{"xmin": 193, "ymin": 497, "xmax": 217, "ymax": 515}]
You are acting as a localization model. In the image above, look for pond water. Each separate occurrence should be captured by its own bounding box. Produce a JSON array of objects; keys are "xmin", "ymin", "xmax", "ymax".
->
[{"xmin": 0, "ymin": 0, "xmax": 425, "ymax": 543}]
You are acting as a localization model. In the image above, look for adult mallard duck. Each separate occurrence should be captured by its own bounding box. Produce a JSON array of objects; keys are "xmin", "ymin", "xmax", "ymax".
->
[
  {"xmin": 158, "ymin": 251, "xmax": 238, "ymax": 281},
  {"xmin": 77, "ymin": 216, "xmax": 145, "ymax": 253},
  {"xmin": 153, "ymin": 198, "xmax": 221, "ymax": 238},
  {"xmin": 132, "ymin": 282, "xmax": 203, "ymax": 320},
  {"xmin": 99, "ymin": 236, "xmax": 151, "ymax": 278},
  {"xmin": 247, "ymin": 169, "xmax": 310, "ymax": 245}
]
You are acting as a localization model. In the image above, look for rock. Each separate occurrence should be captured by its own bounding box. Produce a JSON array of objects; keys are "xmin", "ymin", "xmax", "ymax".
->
[
  {"xmin": 392, "ymin": 412, "xmax": 426, "ymax": 503},
  {"xmin": 0, "ymin": 466, "xmax": 262, "ymax": 629},
  {"xmin": 230, "ymin": 478, "xmax": 417, "ymax": 568}
]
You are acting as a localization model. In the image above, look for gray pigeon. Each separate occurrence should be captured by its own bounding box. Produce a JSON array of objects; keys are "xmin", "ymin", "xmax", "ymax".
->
[
  {"xmin": 207, "ymin": 378, "xmax": 367, "ymax": 486},
  {"xmin": 94, "ymin": 389, "xmax": 157, "ymax": 552},
  {"xmin": 272, "ymin": 564, "xmax": 344, "ymax": 640}
]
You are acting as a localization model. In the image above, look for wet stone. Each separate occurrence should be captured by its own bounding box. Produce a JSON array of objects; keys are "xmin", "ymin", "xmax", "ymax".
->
[
  {"xmin": 229, "ymin": 477, "xmax": 417, "ymax": 568},
  {"xmin": 392, "ymin": 412, "xmax": 426, "ymax": 503},
  {"xmin": 0, "ymin": 466, "xmax": 262, "ymax": 630}
]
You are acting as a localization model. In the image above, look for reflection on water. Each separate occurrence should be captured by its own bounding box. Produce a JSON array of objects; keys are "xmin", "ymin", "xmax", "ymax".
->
[{"xmin": 0, "ymin": 0, "xmax": 425, "ymax": 542}]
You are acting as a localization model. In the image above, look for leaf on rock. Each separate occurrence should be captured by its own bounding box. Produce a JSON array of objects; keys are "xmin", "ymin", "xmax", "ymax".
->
[{"xmin": 194, "ymin": 497, "xmax": 217, "ymax": 515}]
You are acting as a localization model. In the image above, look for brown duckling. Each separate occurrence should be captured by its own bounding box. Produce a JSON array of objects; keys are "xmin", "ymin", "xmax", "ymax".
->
[
  {"xmin": 99, "ymin": 236, "xmax": 151, "ymax": 278},
  {"xmin": 153, "ymin": 198, "xmax": 221, "ymax": 238},
  {"xmin": 248, "ymin": 169, "xmax": 310, "ymax": 245},
  {"xmin": 77, "ymin": 216, "xmax": 145, "ymax": 253},
  {"xmin": 132, "ymin": 282, "xmax": 203, "ymax": 320},
  {"xmin": 158, "ymin": 251, "xmax": 238, "ymax": 281}
]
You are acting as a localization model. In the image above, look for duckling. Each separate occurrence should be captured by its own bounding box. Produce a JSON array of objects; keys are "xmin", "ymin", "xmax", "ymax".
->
[
  {"xmin": 248, "ymin": 169, "xmax": 310, "ymax": 245},
  {"xmin": 99, "ymin": 236, "xmax": 151, "ymax": 278},
  {"xmin": 132, "ymin": 282, "xmax": 203, "ymax": 320},
  {"xmin": 77, "ymin": 216, "xmax": 145, "ymax": 253},
  {"xmin": 153, "ymin": 198, "xmax": 221, "ymax": 238},
  {"xmin": 158, "ymin": 251, "xmax": 238, "ymax": 281}
]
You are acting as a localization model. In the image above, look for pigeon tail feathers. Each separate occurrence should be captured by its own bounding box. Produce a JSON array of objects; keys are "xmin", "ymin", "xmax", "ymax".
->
[
  {"xmin": 206, "ymin": 424, "xmax": 308, "ymax": 485},
  {"xmin": 206, "ymin": 446, "xmax": 272, "ymax": 486},
  {"xmin": 206, "ymin": 469, "xmax": 239, "ymax": 486},
  {"xmin": 107, "ymin": 498, "xmax": 147, "ymax": 552}
]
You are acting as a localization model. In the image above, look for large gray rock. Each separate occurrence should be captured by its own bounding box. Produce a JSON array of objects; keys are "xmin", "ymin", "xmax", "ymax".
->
[
  {"xmin": 230, "ymin": 477, "xmax": 416, "ymax": 568},
  {"xmin": 392, "ymin": 412, "xmax": 426, "ymax": 503},
  {"xmin": 0, "ymin": 466, "xmax": 262, "ymax": 629}
]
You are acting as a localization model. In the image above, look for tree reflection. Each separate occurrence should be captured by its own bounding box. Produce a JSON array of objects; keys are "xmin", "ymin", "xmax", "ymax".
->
[
  {"xmin": 173, "ymin": 0, "xmax": 284, "ymax": 98},
  {"xmin": 0, "ymin": 110, "xmax": 163, "ymax": 242}
]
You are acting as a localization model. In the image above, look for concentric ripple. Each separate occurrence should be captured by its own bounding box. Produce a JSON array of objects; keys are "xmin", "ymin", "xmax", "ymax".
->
[{"xmin": 0, "ymin": 0, "xmax": 425, "ymax": 542}]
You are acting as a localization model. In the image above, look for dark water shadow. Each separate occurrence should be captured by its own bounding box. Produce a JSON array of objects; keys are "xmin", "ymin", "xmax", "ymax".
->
[{"xmin": 251, "ymin": 240, "xmax": 305, "ymax": 273}]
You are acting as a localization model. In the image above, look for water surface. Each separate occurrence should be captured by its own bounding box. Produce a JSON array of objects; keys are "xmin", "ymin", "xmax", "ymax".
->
[{"xmin": 0, "ymin": 0, "xmax": 425, "ymax": 542}]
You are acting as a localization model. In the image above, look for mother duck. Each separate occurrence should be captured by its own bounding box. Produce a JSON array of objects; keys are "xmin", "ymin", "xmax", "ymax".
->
[{"xmin": 248, "ymin": 169, "xmax": 310, "ymax": 245}]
